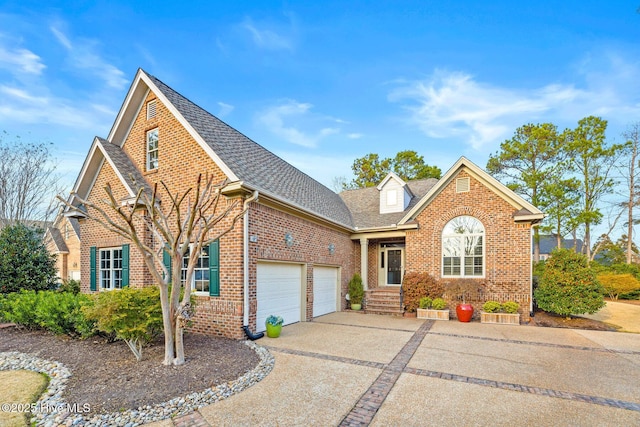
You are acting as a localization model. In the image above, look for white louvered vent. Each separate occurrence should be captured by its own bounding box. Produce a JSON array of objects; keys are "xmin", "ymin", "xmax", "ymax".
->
[
  {"xmin": 146, "ymin": 100, "xmax": 157, "ymax": 120},
  {"xmin": 456, "ymin": 177, "xmax": 470, "ymax": 193}
]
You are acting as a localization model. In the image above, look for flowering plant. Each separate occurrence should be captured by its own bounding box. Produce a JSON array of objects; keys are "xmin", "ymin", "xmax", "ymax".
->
[{"xmin": 266, "ymin": 315, "xmax": 284, "ymax": 326}]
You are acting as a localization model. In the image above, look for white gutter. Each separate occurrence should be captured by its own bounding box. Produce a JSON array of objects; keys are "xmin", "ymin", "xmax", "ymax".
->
[{"xmin": 243, "ymin": 190, "xmax": 259, "ymax": 326}]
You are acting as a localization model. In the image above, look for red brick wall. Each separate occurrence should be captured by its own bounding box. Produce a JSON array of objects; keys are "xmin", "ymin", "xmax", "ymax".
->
[{"xmin": 405, "ymin": 169, "xmax": 532, "ymax": 319}]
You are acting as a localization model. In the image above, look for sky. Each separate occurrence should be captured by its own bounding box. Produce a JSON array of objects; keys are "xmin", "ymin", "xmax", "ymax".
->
[{"xmin": 1, "ymin": 1, "xmax": 640, "ymax": 229}]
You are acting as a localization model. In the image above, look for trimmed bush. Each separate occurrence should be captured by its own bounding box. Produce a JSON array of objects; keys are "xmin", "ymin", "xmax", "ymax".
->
[
  {"xmin": 482, "ymin": 301, "xmax": 501, "ymax": 313},
  {"xmin": 402, "ymin": 272, "xmax": 443, "ymax": 312},
  {"xmin": 501, "ymin": 301, "xmax": 519, "ymax": 314},
  {"xmin": 0, "ymin": 290, "xmax": 94, "ymax": 337},
  {"xmin": 348, "ymin": 273, "xmax": 364, "ymax": 305},
  {"xmin": 596, "ymin": 273, "xmax": 640, "ymax": 300},
  {"xmin": 419, "ymin": 297, "xmax": 433, "ymax": 309},
  {"xmin": 534, "ymin": 248, "xmax": 605, "ymax": 317},
  {"xmin": 82, "ymin": 286, "xmax": 163, "ymax": 361},
  {"xmin": 431, "ymin": 298, "xmax": 447, "ymax": 310}
]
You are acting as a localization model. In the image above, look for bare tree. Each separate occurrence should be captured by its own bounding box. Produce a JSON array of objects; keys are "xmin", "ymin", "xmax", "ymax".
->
[
  {"xmin": 0, "ymin": 132, "xmax": 61, "ymax": 227},
  {"xmin": 59, "ymin": 174, "xmax": 256, "ymax": 366},
  {"xmin": 619, "ymin": 123, "xmax": 640, "ymax": 264}
]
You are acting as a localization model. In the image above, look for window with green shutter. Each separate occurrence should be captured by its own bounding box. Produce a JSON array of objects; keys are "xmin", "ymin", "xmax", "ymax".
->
[
  {"xmin": 179, "ymin": 240, "xmax": 220, "ymax": 296},
  {"xmin": 209, "ymin": 240, "xmax": 220, "ymax": 297},
  {"xmin": 90, "ymin": 246, "xmax": 97, "ymax": 291}
]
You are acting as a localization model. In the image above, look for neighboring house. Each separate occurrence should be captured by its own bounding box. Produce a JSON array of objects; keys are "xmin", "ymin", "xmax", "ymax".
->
[
  {"xmin": 536, "ymin": 235, "xmax": 584, "ymax": 261},
  {"xmin": 44, "ymin": 213, "xmax": 81, "ymax": 282},
  {"xmin": 65, "ymin": 69, "xmax": 543, "ymax": 339}
]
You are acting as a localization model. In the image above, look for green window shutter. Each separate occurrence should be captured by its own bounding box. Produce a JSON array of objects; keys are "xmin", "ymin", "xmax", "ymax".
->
[
  {"xmin": 209, "ymin": 240, "xmax": 220, "ymax": 297},
  {"xmin": 90, "ymin": 246, "xmax": 97, "ymax": 291},
  {"xmin": 122, "ymin": 244, "xmax": 130, "ymax": 287},
  {"xmin": 163, "ymin": 249, "xmax": 172, "ymax": 283}
]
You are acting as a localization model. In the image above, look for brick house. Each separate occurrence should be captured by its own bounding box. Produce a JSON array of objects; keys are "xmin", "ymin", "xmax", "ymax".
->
[
  {"xmin": 44, "ymin": 213, "xmax": 81, "ymax": 282},
  {"xmin": 65, "ymin": 69, "xmax": 543, "ymax": 339}
]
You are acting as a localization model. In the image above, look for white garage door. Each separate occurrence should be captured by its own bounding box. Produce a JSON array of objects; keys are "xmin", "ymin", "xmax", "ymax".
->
[
  {"xmin": 257, "ymin": 262, "xmax": 302, "ymax": 332},
  {"xmin": 313, "ymin": 266, "xmax": 339, "ymax": 317}
]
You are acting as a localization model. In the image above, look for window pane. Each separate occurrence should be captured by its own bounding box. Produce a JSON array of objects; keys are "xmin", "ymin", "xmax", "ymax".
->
[{"xmin": 442, "ymin": 216, "xmax": 484, "ymax": 278}]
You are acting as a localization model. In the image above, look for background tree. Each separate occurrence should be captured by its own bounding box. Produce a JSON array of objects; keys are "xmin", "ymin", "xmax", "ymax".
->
[
  {"xmin": 60, "ymin": 174, "xmax": 254, "ymax": 366},
  {"xmin": 0, "ymin": 132, "xmax": 61, "ymax": 226},
  {"xmin": 565, "ymin": 116, "xmax": 622, "ymax": 260},
  {"xmin": 0, "ymin": 223, "xmax": 57, "ymax": 293},
  {"xmin": 540, "ymin": 176, "xmax": 581, "ymax": 248},
  {"xmin": 486, "ymin": 123, "xmax": 563, "ymax": 261},
  {"xmin": 619, "ymin": 123, "xmax": 640, "ymax": 264},
  {"xmin": 345, "ymin": 150, "xmax": 440, "ymax": 189}
]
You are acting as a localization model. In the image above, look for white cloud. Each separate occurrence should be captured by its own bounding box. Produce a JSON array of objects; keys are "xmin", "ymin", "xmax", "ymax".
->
[
  {"xmin": 50, "ymin": 26, "xmax": 128, "ymax": 89},
  {"xmin": 241, "ymin": 17, "xmax": 294, "ymax": 51},
  {"xmin": 390, "ymin": 53, "xmax": 640, "ymax": 150},
  {"xmin": 258, "ymin": 100, "xmax": 340, "ymax": 148},
  {"xmin": 0, "ymin": 43, "xmax": 45, "ymax": 75},
  {"xmin": 217, "ymin": 102, "xmax": 234, "ymax": 118},
  {"xmin": 347, "ymin": 133, "xmax": 363, "ymax": 139}
]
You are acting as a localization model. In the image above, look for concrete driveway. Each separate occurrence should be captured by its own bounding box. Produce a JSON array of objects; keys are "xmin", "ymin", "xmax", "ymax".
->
[
  {"xmin": 156, "ymin": 312, "xmax": 640, "ymax": 427},
  {"xmin": 580, "ymin": 300, "xmax": 640, "ymax": 333}
]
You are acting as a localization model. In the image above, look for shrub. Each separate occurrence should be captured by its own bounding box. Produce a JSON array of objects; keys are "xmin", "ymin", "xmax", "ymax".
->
[
  {"xmin": 402, "ymin": 272, "xmax": 443, "ymax": 312},
  {"xmin": 596, "ymin": 273, "xmax": 640, "ymax": 300},
  {"xmin": 58, "ymin": 279, "xmax": 81, "ymax": 294},
  {"xmin": 534, "ymin": 248, "xmax": 605, "ymax": 317},
  {"xmin": 0, "ymin": 224, "xmax": 57, "ymax": 293},
  {"xmin": 482, "ymin": 300, "xmax": 501, "ymax": 313},
  {"xmin": 501, "ymin": 301, "xmax": 519, "ymax": 314},
  {"xmin": 620, "ymin": 289, "xmax": 640, "ymax": 300},
  {"xmin": 431, "ymin": 298, "xmax": 447, "ymax": 310},
  {"xmin": 418, "ymin": 297, "xmax": 432, "ymax": 309},
  {"xmin": 348, "ymin": 273, "xmax": 364, "ymax": 305},
  {"xmin": 82, "ymin": 286, "xmax": 163, "ymax": 361},
  {"xmin": 0, "ymin": 290, "xmax": 94, "ymax": 337},
  {"xmin": 266, "ymin": 315, "xmax": 284, "ymax": 326}
]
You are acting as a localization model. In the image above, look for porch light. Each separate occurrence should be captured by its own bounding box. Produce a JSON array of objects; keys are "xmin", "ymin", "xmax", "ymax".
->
[
  {"xmin": 284, "ymin": 233, "xmax": 294, "ymax": 247},
  {"xmin": 328, "ymin": 243, "xmax": 335, "ymax": 255}
]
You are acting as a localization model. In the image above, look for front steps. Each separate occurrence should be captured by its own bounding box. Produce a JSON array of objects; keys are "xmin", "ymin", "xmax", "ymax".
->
[{"xmin": 365, "ymin": 287, "xmax": 404, "ymax": 316}]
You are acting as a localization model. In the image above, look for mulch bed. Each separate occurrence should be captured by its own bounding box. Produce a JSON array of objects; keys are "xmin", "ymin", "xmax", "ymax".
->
[
  {"xmin": 0, "ymin": 327, "xmax": 259, "ymax": 414},
  {"xmin": 529, "ymin": 310, "xmax": 618, "ymax": 331}
]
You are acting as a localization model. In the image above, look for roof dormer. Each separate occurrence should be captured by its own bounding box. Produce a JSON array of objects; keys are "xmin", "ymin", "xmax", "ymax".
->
[{"xmin": 377, "ymin": 172, "xmax": 412, "ymax": 214}]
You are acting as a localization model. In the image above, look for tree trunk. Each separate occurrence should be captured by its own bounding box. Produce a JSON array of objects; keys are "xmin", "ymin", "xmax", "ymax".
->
[
  {"xmin": 174, "ymin": 317, "xmax": 185, "ymax": 366},
  {"xmin": 585, "ymin": 223, "xmax": 591, "ymax": 260},
  {"xmin": 158, "ymin": 285, "xmax": 176, "ymax": 365}
]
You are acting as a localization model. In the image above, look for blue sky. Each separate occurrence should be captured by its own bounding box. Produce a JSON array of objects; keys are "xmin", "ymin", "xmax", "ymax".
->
[{"xmin": 1, "ymin": 1, "xmax": 640, "ymax": 201}]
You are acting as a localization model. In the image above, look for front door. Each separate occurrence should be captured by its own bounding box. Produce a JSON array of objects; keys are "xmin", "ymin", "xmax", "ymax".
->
[{"xmin": 379, "ymin": 244, "xmax": 404, "ymax": 286}]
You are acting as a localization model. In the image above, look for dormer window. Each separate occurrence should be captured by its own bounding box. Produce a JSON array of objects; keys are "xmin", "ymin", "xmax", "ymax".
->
[
  {"xmin": 386, "ymin": 189, "xmax": 397, "ymax": 206},
  {"xmin": 377, "ymin": 172, "xmax": 412, "ymax": 214},
  {"xmin": 146, "ymin": 128, "xmax": 159, "ymax": 170}
]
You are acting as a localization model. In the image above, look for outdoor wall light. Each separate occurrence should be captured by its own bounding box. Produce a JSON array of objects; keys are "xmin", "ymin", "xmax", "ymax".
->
[
  {"xmin": 284, "ymin": 233, "xmax": 294, "ymax": 247},
  {"xmin": 328, "ymin": 243, "xmax": 335, "ymax": 255}
]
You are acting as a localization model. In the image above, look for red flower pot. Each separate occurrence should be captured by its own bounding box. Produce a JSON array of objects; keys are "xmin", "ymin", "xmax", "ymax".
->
[{"xmin": 456, "ymin": 304, "xmax": 474, "ymax": 322}]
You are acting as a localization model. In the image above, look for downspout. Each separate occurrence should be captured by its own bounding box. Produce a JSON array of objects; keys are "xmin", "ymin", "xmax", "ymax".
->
[{"xmin": 242, "ymin": 190, "xmax": 261, "ymax": 340}]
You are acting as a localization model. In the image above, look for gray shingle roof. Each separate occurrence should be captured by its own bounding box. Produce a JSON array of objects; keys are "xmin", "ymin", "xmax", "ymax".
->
[
  {"xmin": 537, "ymin": 235, "xmax": 584, "ymax": 254},
  {"xmin": 146, "ymin": 72, "xmax": 354, "ymax": 229},
  {"xmin": 47, "ymin": 227, "xmax": 69, "ymax": 253},
  {"xmin": 339, "ymin": 178, "xmax": 438, "ymax": 229},
  {"xmin": 98, "ymin": 137, "xmax": 153, "ymax": 197}
]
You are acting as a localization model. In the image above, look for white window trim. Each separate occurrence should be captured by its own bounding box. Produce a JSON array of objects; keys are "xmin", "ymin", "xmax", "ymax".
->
[
  {"xmin": 146, "ymin": 128, "xmax": 159, "ymax": 171},
  {"xmin": 441, "ymin": 216, "xmax": 485, "ymax": 278},
  {"xmin": 181, "ymin": 244, "xmax": 210, "ymax": 296},
  {"xmin": 99, "ymin": 247, "xmax": 123, "ymax": 290}
]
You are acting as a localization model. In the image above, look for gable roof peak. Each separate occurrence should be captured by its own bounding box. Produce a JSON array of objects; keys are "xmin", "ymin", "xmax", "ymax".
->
[{"xmin": 376, "ymin": 171, "xmax": 407, "ymax": 191}]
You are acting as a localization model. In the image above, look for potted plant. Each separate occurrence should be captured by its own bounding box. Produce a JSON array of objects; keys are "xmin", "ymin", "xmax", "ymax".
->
[
  {"xmin": 416, "ymin": 297, "xmax": 450, "ymax": 320},
  {"xmin": 348, "ymin": 272, "xmax": 364, "ymax": 310},
  {"xmin": 445, "ymin": 280, "xmax": 478, "ymax": 322},
  {"xmin": 265, "ymin": 315, "xmax": 284, "ymax": 338},
  {"xmin": 481, "ymin": 301, "xmax": 520, "ymax": 325}
]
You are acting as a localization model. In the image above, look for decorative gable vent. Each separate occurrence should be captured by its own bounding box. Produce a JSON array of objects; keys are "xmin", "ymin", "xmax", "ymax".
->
[
  {"xmin": 456, "ymin": 177, "xmax": 470, "ymax": 193},
  {"xmin": 146, "ymin": 100, "xmax": 157, "ymax": 120}
]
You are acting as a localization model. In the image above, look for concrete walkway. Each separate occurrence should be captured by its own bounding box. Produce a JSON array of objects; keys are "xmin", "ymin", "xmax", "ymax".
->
[
  {"xmin": 580, "ymin": 301, "xmax": 640, "ymax": 333},
  {"xmin": 149, "ymin": 312, "xmax": 640, "ymax": 427}
]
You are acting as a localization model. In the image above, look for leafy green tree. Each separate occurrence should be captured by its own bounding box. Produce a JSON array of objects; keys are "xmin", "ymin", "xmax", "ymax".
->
[
  {"xmin": 346, "ymin": 150, "xmax": 441, "ymax": 189},
  {"xmin": 0, "ymin": 223, "xmax": 57, "ymax": 293},
  {"xmin": 534, "ymin": 248, "xmax": 605, "ymax": 317},
  {"xmin": 619, "ymin": 123, "xmax": 640, "ymax": 264},
  {"xmin": 564, "ymin": 116, "xmax": 623, "ymax": 260},
  {"xmin": 540, "ymin": 176, "xmax": 581, "ymax": 248},
  {"xmin": 486, "ymin": 123, "xmax": 564, "ymax": 261}
]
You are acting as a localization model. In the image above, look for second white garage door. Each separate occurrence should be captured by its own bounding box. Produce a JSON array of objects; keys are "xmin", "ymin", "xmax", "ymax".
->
[
  {"xmin": 313, "ymin": 266, "xmax": 339, "ymax": 317},
  {"xmin": 256, "ymin": 262, "xmax": 302, "ymax": 332}
]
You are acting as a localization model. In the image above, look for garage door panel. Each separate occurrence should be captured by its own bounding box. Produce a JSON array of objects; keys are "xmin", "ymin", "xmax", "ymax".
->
[
  {"xmin": 257, "ymin": 263, "xmax": 302, "ymax": 332},
  {"xmin": 313, "ymin": 266, "xmax": 338, "ymax": 317}
]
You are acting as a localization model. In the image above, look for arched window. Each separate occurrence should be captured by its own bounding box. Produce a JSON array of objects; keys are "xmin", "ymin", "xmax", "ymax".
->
[{"xmin": 442, "ymin": 216, "xmax": 484, "ymax": 277}]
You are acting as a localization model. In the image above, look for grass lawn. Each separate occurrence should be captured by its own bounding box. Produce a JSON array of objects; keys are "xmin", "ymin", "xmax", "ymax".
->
[{"xmin": 0, "ymin": 370, "xmax": 48, "ymax": 427}]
